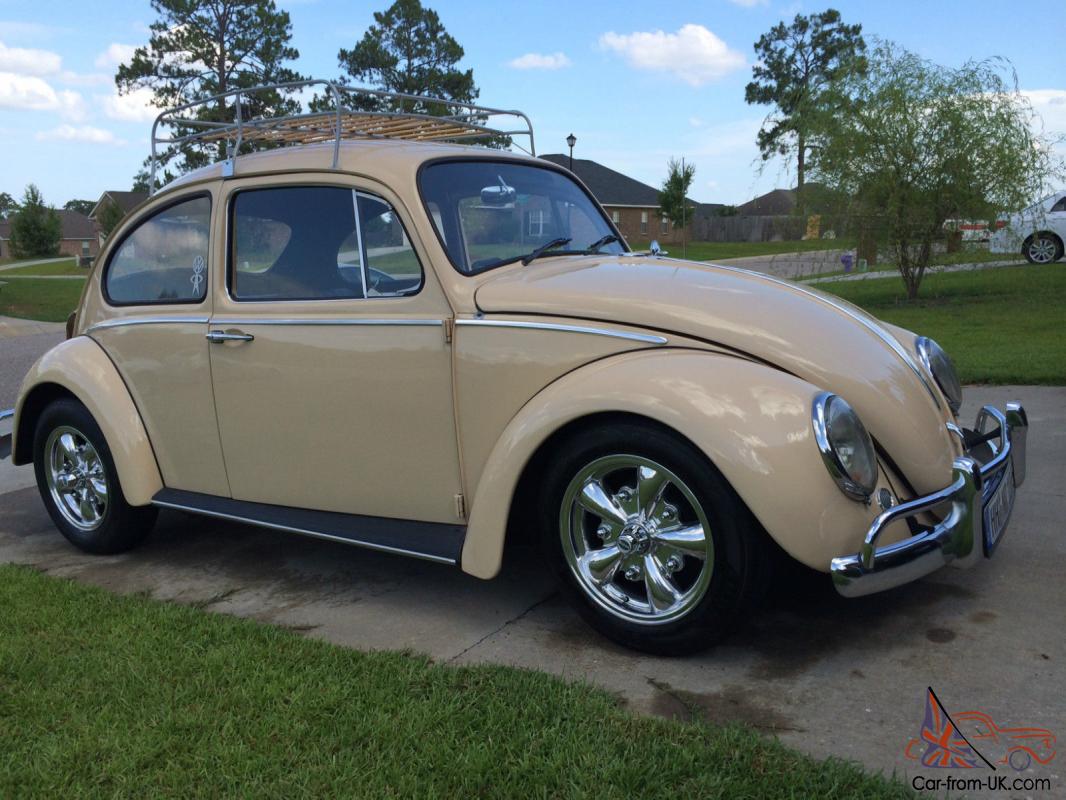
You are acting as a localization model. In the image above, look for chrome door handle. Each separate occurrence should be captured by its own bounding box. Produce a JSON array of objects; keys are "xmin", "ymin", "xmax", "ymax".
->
[{"xmin": 206, "ymin": 330, "xmax": 254, "ymax": 343}]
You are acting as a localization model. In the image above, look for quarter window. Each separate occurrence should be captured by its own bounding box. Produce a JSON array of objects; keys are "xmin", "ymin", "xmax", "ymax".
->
[
  {"xmin": 230, "ymin": 186, "xmax": 422, "ymax": 301},
  {"xmin": 1051, "ymin": 197, "xmax": 1066, "ymax": 213},
  {"xmin": 105, "ymin": 195, "xmax": 210, "ymax": 305}
]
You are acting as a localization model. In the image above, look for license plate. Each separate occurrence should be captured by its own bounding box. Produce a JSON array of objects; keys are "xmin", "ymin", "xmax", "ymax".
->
[{"xmin": 982, "ymin": 458, "xmax": 1016, "ymax": 555}]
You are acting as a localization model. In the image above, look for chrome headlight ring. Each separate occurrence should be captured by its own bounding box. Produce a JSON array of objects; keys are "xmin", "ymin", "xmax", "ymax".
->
[
  {"xmin": 916, "ymin": 336, "xmax": 963, "ymax": 415},
  {"xmin": 812, "ymin": 392, "xmax": 879, "ymax": 503}
]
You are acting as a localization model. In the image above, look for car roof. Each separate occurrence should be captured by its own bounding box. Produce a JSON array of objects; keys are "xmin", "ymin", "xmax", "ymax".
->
[{"xmin": 158, "ymin": 138, "xmax": 544, "ymax": 199}]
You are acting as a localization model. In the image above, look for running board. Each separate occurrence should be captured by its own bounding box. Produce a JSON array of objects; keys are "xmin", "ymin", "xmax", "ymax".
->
[{"xmin": 152, "ymin": 488, "xmax": 465, "ymax": 566}]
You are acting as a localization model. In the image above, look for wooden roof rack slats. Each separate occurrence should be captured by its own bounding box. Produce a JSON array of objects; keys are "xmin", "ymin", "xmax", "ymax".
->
[{"xmin": 149, "ymin": 79, "xmax": 535, "ymax": 193}]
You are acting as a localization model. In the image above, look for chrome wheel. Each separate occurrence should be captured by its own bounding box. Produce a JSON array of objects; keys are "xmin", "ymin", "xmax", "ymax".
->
[
  {"xmin": 1027, "ymin": 236, "xmax": 1057, "ymax": 263},
  {"xmin": 44, "ymin": 426, "xmax": 108, "ymax": 531},
  {"xmin": 559, "ymin": 454, "xmax": 713, "ymax": 625}
]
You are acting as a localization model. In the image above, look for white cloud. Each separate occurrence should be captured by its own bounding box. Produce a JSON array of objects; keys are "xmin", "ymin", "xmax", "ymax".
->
[
  {"xmin": 1023, "ymin": 89, "xmax": 1066, "ymax": 136},
  {"xmin": 95, "ymin": 43, "xmax": 138, "ymax": 69},
  {"xmin": 689, "ymin": 116, "xmax": 705, "ymax": 128},
  {"xmin": 598, "ymin": 24, "xmax": 745, "ymax": 87},
  {"xmin": 508, "ymin": 52, "xmax": 571, "ymax": 70},
  {"xmin": 36, "ymin": 124, "xmax": 126, "ymax": 146},
  {"xmin": 59, "ymin": 70, "xmax": 112, "ymax": 87},
  {"xmin": 102, "ymin": 86, "xmax": 163, "ymax": 122},
  {"xmin": 0, "ymin": 40, "xmax": 62, "ymax": 76},
  {"xmin": 0, "ymin": 72, "xmax": 85, "ymax": 119}
]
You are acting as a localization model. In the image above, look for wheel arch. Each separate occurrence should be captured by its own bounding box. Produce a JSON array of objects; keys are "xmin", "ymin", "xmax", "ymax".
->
[
  {"xmin": 13, "ymin": 336, "xmax": 163, "ymax": 505},
  {"xmin": 1024, "ymin": 230, "xmax": 1064, "ymax": 256},
  {"xmin": 460, "ymin": 348, "xmax": 889, "ymax": 579}
]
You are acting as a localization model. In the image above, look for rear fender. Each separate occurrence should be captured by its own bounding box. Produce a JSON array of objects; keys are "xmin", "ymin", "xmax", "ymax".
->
[{"xmin": 13, "ymin": 336, "xmax": 162, "ymax": 505}]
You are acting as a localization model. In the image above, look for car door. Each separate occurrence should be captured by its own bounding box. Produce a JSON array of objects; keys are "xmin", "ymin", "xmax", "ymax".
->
[
  {"xmin": 87, "ymin": 190, "xmax": 230, "ymax": 496},
  {"xmin": 208, "ymin": 177, "xmax": 463, "ymax": 524}
]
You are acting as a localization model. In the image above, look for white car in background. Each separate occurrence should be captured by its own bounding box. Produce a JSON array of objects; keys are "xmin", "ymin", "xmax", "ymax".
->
[{"xmin": 989, "ymin": 191, "xmax": 1066, "ymax": 263}]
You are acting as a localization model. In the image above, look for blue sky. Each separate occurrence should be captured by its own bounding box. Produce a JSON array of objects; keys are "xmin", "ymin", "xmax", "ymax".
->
[{"xmin": 1, "ymin": 0, "xmax": 1064, "ymax": 207}]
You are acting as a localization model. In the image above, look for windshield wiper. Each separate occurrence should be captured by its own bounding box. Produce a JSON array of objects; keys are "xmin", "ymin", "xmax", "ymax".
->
[
  {"xmin": 585, "ymin": 234, "xmax": 620, "ymax": 253},
  {"xmin": 521, "ymin": 237, "xmax": 572, "ymax": 266}
]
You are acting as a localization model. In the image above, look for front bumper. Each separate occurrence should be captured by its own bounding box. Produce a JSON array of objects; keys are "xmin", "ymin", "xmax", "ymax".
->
[{"xmin": 830, "ymin": 402, "xmax": 1027, "ymax": 597}]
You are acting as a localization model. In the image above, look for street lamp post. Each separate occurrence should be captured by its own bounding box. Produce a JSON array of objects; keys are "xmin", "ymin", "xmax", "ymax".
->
[{"xmin": 566, "ymin": 133, "xmax": 576, "ymax": 171}]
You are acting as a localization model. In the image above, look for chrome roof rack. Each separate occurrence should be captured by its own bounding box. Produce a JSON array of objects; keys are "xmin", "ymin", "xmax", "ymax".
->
[{"xmin": 149, "ymin": 79, "xmax": 536, "ymax": 194}]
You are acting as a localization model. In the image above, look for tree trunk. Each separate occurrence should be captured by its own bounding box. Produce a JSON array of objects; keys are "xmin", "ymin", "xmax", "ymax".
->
[{"xmin": 796, "ymin": 133, "xmax": 806, "ymax": 218}]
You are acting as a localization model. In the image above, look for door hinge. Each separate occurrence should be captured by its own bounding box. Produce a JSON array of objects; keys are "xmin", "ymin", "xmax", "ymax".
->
[
  {"xmin": 454, "ymin": 492, "xmax": 466, "ymax": 520},
  {"xmin": 443, "ymin": 318, "xmax": 454, "ymax": 344}
]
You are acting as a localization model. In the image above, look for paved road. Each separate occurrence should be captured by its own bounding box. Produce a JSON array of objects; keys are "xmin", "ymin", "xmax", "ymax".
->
[
  {"xmin": 0, "ymin": 316, "xmax": 64, "ymax": 410},
  {"xmin": 1, "ymin": 383, "xmax": 1062, "ymax": 794}
]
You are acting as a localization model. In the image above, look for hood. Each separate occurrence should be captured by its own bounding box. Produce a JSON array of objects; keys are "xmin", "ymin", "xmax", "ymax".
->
[{"xmin": 475, "ymin": 256, "xmax": 957, "ymax": 492}]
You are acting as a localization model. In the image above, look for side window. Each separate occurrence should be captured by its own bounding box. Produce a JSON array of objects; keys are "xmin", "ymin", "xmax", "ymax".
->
[
  {"xmin": 357, "ymin": 193, "xmax": 423, "ymax": 298},
  {"xmin": 1051, "ymin": 197, "xmax": 1066, "ymax": 213},
  {"xmin": 106, "ymin": 195, "xmax": 210, "ymax": 305},
  {"xmin": 230, "ymin": 186, "xmax": 422, "ymax": 301}
]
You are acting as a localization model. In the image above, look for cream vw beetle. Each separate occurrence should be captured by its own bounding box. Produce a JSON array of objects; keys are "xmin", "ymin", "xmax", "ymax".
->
[{"xmin": 1, "ymin": 85, "xmax": 1029, "ymax": 654}]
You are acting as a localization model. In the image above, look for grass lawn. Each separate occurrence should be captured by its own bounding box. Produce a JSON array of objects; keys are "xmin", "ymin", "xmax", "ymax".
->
[
  {"xmin": 0, "ymin": 258, "xmax": 85, "ymax": 276},
  {"xmin": 0, "ymin": 564, "xmax": 915, "ymax": 798},
  {"xmin": 0, "ymin": 276, "xmax": 85, "ymax": 322},
  {"xmin": 816, "ymin": 263, "xmax": 1066, "ymax": 384},
  {"xmin": 630, "ymin": 238, "xmax": 853, "ymax": 261}
]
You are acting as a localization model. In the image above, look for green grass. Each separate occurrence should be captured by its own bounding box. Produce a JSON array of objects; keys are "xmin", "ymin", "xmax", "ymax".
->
[
  {"xmin": 0, "ymin": 564, "xmax": 915, "ymax": 798},
  {"xmin": 816, "ymin": 263, "xmax": 1066, "ymax": 384},
  {"xmin": 0, "ymin": 276, "xmax": 85, "ymax": 322},
  {"xmin": 631, "ymin": 238, "xmax": 853, "ymax": 261},
  {"xmin": 0, "ymin": 257, "xmax": 84, "ymax": 276}
]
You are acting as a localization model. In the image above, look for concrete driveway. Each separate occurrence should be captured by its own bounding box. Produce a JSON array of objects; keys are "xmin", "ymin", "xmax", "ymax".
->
[{"xmin": 2, "ymin": 384, "xmax": 1062, "ymax": 794}]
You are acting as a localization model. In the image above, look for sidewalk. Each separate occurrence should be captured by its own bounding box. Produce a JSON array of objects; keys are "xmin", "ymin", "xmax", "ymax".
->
[
  {"xmin": 0, "ymin": 257, "xmax": 71, "ymax": 273},
  {"xmin": 802, "ymin": 259, "xmax": 1025, "ymax": 285}
]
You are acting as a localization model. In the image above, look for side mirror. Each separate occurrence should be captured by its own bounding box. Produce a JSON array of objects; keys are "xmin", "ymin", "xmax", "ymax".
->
[
  {"xmin": 480, "ymin": 178, "xmax": 517, "ymax": 207},
  {"xmin": 649, "ymin": 239, "xmax": 661, "ymax": 255}
]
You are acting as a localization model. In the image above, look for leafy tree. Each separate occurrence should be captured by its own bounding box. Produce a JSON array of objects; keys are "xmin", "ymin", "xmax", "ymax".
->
[
  {"xmin": 9, "ymin": 185, "xmax": 61, "ymax": 258},
  {"xmin": 810, "ymin": 43, "xmax": 1059, "ymax": 298},
  {"xmin": 745, "ymin": 9, "xmax": 866, "ymax": 207},
  {"xmin": 658, "ymin": 158, "xmax": 696, "ymax": 257},
  {"xmin": 97, "ymin": 200, "xmax": 126, "ymax": 239},
  {"xmin": 63, "ymin": 199, "xmax": 95, "ymax": 216},
  {"xmin": 334, "ymin": 0, "xmax": 477, "ymax": 112},
  {"xmin": 116, "ymin": 0, "xmax": 304, "ymax": 185},
  {"xmin": 0, "ymin": 191, "xmax": 18, "ymax": 220}
]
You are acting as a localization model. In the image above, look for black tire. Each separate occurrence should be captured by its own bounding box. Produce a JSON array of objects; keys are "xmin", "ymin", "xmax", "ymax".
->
[
  {"xmin": 538, "ymin": 420, "xmax": 772, "ymax": 655},
  {"xmin": 1022, "ymin": 233, "xmax": 1064, "ymax": 264},
  {"xmin": 33, "ymin": 398, "xmax": 158, "ymax": 554}
]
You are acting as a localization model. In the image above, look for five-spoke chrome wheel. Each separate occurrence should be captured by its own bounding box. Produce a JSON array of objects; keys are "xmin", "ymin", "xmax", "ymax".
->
[
  {"xmin": 44, "ymin": 425, "xmax": 108, "ymax": 531},
  {"xmin": 559, "ymin": 454, "xmax": 713, "ymax": 625},
  {"xmin": 1026, "ymin": 235, "xmax": 1060, "ymax": 264}
]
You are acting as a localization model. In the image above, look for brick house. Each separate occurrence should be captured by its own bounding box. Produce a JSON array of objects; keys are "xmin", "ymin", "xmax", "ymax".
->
[
  {"xmin": 0, "ymin": 209, "xmax": 98, "ymax": 260},
  {"xmin": 539, "ymin": 154, "xmax": 690, "ymax": 244},
  {"xmin": 89, "ymin": 190, "xmax": 148, "ymax": 247}
]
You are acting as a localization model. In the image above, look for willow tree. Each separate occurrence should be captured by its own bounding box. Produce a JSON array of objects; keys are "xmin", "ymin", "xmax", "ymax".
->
[
  {"xmin": 116, "ymin": 0, "xmax": 304, "ymax": 184},
  {"xmin": 810, "ymin": 43, "xmax": 1056, "ymax": 298}
]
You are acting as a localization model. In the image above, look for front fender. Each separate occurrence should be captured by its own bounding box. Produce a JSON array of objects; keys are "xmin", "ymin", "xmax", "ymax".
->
[
  {"xmin": 461, "ymin": 349, "xmax": 904, "ymax": 578},
  {"xmin": 13, "ymin": 336, "xmax": 163, "ymax": 506}
]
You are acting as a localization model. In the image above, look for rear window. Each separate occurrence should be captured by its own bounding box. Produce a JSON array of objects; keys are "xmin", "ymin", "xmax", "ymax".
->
[{"xmin": 105, "ymin": 195, "xmax": 211, "ymax": 305}]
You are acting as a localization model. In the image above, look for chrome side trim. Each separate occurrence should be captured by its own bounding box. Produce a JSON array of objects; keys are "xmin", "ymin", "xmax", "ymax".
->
[
  {"xmin": 703, "ymin": 261, "xmax": 943, "ymax": 410},
  {"xmin": 0, "ymin": 409, "xmax": 13, "ymax": 424},
  {"xmin": 151, "ymin": 498, "xmax": 458, "ymax": 565},
  {"xmin": 209, "ymin": 318, "xmax": 443, "ymax": 327},
  {"xmin": 86, "ymin": 316, "xmax": 210, "ymax": 334},
  {"xmin": 456, "ymin": 318, "xmax": 668, "ymax": 345}
]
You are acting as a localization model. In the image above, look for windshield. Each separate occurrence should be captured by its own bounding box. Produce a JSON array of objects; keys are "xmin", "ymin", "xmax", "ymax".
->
[{"xmin": 419, "ymin": 160, "xmax": 626, "ymax": 274}]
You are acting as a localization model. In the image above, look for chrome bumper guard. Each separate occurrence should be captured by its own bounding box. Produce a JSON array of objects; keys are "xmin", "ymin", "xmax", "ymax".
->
[
  {"xmin": 831, "ymin": 402, "xmax": 1027, "ymax": 597},
  {"xmin": 0, "ymin": 408, "xmax": 13, "ymax": 461}
]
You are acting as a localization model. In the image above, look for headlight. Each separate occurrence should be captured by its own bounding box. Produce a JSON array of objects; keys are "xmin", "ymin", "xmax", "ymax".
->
[
  {"xmin": 812, "ymin": 393, "xmax": 878, "ymax": 502},
  {"xmin": 915, "ymin": 337, "xmax": 962, "ymax": 415}
]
